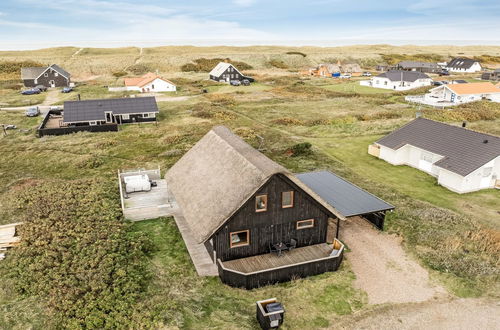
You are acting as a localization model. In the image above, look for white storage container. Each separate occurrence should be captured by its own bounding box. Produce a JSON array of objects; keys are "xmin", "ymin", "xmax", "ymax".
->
[{"xmin": 124, "ymin": 174, "xmax": 151, "ymax": 193}]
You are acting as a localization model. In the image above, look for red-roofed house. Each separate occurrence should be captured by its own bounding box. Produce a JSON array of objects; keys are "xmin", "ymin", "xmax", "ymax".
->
[{"xmin": 124, "ymin": 73, "xmax": 176, "ymax": 93}]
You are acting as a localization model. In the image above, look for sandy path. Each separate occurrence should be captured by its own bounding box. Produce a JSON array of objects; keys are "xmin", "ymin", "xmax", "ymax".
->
[
  {"xmin": 341, "ymin": 217, "xmax": 446, "ymax": 304},
  {"xmin": 41, "ymin": 89, "xmax": 60, "ymax": 106},
  {"xmin": 334, "ymin": 298, "xmax": 500, "ymax": 330}
]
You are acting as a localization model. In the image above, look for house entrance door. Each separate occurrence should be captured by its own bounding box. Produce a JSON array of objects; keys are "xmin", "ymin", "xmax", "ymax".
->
[{"xmin": 49, "ymin": 80, "xmax": 55, "ymax": 87}]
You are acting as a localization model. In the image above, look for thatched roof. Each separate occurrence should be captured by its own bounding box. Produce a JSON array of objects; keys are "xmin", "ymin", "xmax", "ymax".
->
[{"xmin": 166, "ymin": 126, "xmax": 344, "ymax": 243}]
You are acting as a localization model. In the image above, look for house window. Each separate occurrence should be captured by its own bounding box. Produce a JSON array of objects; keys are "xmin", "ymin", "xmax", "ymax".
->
[
  {"xmin": 230, "ymin": 230, "xmax": 249, "ymax": 248},
  {"xmin": 122, "ymin": 114, "xmax": 130, "ymax": 120},
  {"xmin": 143, "ymin": 113, "xmax": 149, "ymax": 118},
  {"xmin": 282, "ymin": 191, "xmax": 294, "ymax": 208},
  {"xmin": 151, "ymin": 84, "xmax": 154, "ymax": 89},
  {"xmin": 255, "ymin": 194, "xmax": 267, "ymax": 212},
  {"xmin": 55, "ymin": 72, "xmax": 59, "ymax": 77},
  {"xmin": 296, "ymin": 219, "xmax": 314, "ymax": 229},
  {"xmin": 89, "ymin": 121, "xmax": 97, "ymax": 126},
  {"xmin": 44, "ymin": 73, "xmax": 48, "ymax": 77}
]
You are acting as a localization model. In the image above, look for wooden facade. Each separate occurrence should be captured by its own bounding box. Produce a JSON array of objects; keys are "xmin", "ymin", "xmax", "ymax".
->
[
  {"xmin": 24, "ymin": 67, "xmax": 70, "ymax": 88},
  {"xmin": 210, "ymin": 173, "xmax": 337, "ymax": 262}
]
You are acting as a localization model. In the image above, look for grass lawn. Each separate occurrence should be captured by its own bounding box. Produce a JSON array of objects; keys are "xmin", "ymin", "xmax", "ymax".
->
[
  {"xmin": 0, "ymin": 89, "xmax": 46, "ymax": 107},
  {"xmin": 128, "ymin": 218, "xmax": 365, "ymax": 329},
  {"xmin": 0, "ymin": 56, "xmax": 499, "ymax": 327},
  {"xmin": 318, "ymin": 80, "xmax": 394, "ymax": 94}
]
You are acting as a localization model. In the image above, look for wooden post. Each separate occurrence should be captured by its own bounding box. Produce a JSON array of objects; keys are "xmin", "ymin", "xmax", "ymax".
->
[{"xmin": 1, "ymin": 124, "xmax": 6, "ymax": 136}]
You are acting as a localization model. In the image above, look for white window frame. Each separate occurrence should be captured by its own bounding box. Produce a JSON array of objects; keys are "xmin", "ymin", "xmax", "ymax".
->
[
  {"xmin": 122, "ymin": 114, "xmax": 130, "ymax": 120},
  {"xmin": 44, "ymin": 73, "xmax": 48, "ymax": 77}
]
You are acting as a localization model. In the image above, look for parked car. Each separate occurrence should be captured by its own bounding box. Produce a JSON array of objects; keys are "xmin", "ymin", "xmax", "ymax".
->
[
  {"xmin": 230, "ymin": 80, "xmax": 241, "ymax": 86},
  {"xmin": 339, "ymin": 74, "xmax": 352, "ymax": 79},
  {"xmin": 35, "ymin": 85, "xmax": 47, "ymax": 92},
  {"xmin": 61, "ymin": 87, "xmax": 73, "ymax": 93},
  {"xmin": 50, "ymin": 105, "xmax": 63, "ymax": 111},
  {"xmin": 362, "ymin": 72, "xmax": 372, "ymax": 76},
  {"xmin": 21, "ymin": 88, "xmax": 41, "ymax": 95},
  {"xmin": 242, "ymin": 79, "xmax": 250, "ymax": 86},
  {"xmin": 439, "ymin": 70, "xmax": 450, "ymax": 76},
  {"xmin": 433, "ymin": 81, "xmax": 444, "ymax": 86},
  {"xmin": 25, "ymin": 106, "xmax": 40, "ymax": 117}
]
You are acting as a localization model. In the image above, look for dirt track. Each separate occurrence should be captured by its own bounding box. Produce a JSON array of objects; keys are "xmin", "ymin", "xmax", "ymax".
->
[
  {"xmin": 335, "ymin": 298, "xmax": 500, "ymax": 330},
  {"xmin": 341, "ymin": 217, "xmax": 446, "ymax": 304}
]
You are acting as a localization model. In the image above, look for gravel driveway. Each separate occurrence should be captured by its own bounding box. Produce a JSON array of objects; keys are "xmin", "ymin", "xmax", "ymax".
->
[{"xmin": 341, "ymin": 217, "xmax": 446, "ymax": 305}]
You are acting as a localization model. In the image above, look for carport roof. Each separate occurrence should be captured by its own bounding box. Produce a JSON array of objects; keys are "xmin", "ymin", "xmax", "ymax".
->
[{"xmin": 295, "ymin": 171, "xmax": 394, "ymax": 217}]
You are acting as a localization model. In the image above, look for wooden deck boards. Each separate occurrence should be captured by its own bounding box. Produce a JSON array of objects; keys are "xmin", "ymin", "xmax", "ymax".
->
[{"xmin": 222, "ymin": 243, "xmax": 333, "ymax": 274}]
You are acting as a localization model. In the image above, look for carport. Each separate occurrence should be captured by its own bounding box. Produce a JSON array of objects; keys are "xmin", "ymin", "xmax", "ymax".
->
[{"xmin": 296, "ymin": 171, "xmax": 394, "ymax": 230}]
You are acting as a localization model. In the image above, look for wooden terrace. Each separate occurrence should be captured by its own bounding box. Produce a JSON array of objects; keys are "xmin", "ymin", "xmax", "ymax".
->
[{"xmin": 218, "ymin": 239, "xmax": 344, "ymax": 289}]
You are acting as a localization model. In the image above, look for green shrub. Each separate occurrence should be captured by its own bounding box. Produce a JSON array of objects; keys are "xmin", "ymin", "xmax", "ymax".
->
[
  {"xmin": 112, "ymin": 71, "xmax": 128, "ymax": 78},
  {"xmin": 286, "ymin": 51, "xmax": 307, "ymax": 57},
  {"xmin": 0, "ymin": 179, "xmax": 152, "ymax": 328},
  {"xmin": 0, "ymin": 60, "xmax": 45, "ymax": 76},
  {"xmin": 268, "ymin": 59, "xmax": 289, "ymax": 69},
  {"xmin": 127, "ymin": 63, "xmax": 154, "ymax": 75},
  {"xmin": 290, "ymin": 142, "xmax": 312, "ymax": 157},
  {"xmin": 181, "ymin": 58, "xmax": 252, "ymax": 72}
]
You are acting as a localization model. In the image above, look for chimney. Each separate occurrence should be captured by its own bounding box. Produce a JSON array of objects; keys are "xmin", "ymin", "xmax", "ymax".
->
[
  {"xmin": 483, "ymin": 139, "xmax": 488, "ymax": 144},
  {"xmin": 462, "ymin": 121, "xmax": 466, "ymax": 128}
]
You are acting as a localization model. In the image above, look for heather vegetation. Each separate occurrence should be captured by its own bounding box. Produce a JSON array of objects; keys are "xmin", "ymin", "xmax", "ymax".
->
[{"xmin": 181, "ymin": 58, "xmax": 253, "ymax": 72}]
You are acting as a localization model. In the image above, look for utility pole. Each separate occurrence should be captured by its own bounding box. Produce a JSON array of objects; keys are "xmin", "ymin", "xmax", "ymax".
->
[{"xmin": 1, "ymin": 124, "xmax": 7, "ymax": 136}]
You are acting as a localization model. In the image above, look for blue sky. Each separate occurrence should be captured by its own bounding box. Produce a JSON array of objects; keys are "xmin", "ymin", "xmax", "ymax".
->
[{"xmin": 0, "ymin": 0, "xmax": 499, "ymax": 49}]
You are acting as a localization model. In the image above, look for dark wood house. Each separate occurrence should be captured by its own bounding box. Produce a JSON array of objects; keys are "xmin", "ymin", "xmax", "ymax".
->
[
  {"xmin": 209, "ymin": 62, "xmax": 253, "ymax": 83},
  {"xmin": 37, "ymin": 96, "xmax": 158, "ymax": 136},
  {"xmin": 166, "ymin": 126, "xmax": 393, "ymax": 289},
  {"xmin": 481, "ymin": 69, "xmax": 500, "ymax": 81},
  {"xmin": 395, "ymin": 60, "xmax": 441, "ymax": 73},
  {"xmin": 21, "ymin": 64, "xmax": 71, "ymax": 88}
]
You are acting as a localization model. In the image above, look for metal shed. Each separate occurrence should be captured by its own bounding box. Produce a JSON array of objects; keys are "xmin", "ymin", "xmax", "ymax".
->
[{"xmin": 296, "ymin": 171, "xmax": 394, "ymax": 229}]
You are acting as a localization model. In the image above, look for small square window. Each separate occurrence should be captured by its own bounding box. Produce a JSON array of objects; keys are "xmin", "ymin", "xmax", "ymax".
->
[
  {"xmin": 143, "ymin": 113, "xmax": 149, "ymax": 118},
  {"xmin": 255, "ymin": 194, "xmax": 267, "ymax": 212},
  {"xmin": 230, "ymin": 230, "xmax": 249, "ymax": 248},
  {"xmin": 296, "ymin": 219, "xmax": 314, "ymax": 229},
  {"xmin": 282, "ymin": 191, "xmax": 294, "ymax": 208},
  {"xmin": 44, "ymin": 73, "xmax": 48, "ymax": 77}
]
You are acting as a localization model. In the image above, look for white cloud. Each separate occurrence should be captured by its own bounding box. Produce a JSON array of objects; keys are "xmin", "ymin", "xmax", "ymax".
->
[{"xmin": 232, "ymin": 0, "xmax": 257, "ymax": 7}]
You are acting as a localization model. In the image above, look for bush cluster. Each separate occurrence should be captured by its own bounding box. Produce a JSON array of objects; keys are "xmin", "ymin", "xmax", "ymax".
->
[
  {"xmin": 290, "ymin": 142, "xmax": 313, "ymax": 157},
  {"xmin": 0, "ymin": 179, "xmax": 152, "ymax": 328},
  {"xmin": 286, "ymin": 51, "xmax": 307, "ymax": 57},
  {"xmin": 0, "ymin": 60, "xmax": 45, "ymax": 75},
  {"xmin": 268, "ymin": 59, "xmax": 289, "ymax": 69},
  {"xmin": 181, "ymin": 58, "xmax": 252, "ymax": 72}
]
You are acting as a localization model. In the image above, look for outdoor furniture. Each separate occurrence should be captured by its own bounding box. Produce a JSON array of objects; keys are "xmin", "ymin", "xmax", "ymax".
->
[
  {"xmin": 271, "ymin": 242, "xmax": 288, "ymax": 257},
  {"xmin": 286, "ymin": 239, "xmax": 297, "ymax": 251}
]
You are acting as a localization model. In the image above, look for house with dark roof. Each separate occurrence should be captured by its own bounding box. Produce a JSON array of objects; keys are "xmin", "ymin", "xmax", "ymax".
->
[
  {"xmin": 209, "ymin": 62, "xmax": 253, "ymax": 83},
  {"xmin": 360, "ymin": 70, "xmax": 433, "ymax": 91},
  {"xmin": 37, "ymin": 97, "xmax": 158, "ymax": 136},
  {"xmin": 166, "ymin": 126, "xmax": 393, "ymax": 288},
  {"xmin": 396, "ymin": 61, "xmax": 441, "ymax": 73},
  {"xmin": 369, "ymin": 118, "xmax": 500, "ymax": 193},
  {"xmin": 481, "ymin": 69, "xmax": 500, "ymax": 82},
  {"xmin": 21, "ymin": 64, "xmax": 71, "ymax": 88},
  {"xmin": 445, "ymin": 58, "xmax": 482, "ymax": 73}
]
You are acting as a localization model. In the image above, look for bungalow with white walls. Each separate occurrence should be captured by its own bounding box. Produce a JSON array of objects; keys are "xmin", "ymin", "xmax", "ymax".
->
[
  {"xmin": 426, "ymin": 82, "xmax": 500, "ymax": 104},
  {"xmin": 359, "ymin": 70, "xmax": 433, "ymax": 91},
  {"xmin": 368, "ymin": 118, "xmax": 500, "ymax": 193},
  {"xmin": 124, "ymin": 73, "xmax": 176, "ymax": 93},
  {"xmin": 445, "ymin": 58, "xmax": 482, "ymax": 73}
]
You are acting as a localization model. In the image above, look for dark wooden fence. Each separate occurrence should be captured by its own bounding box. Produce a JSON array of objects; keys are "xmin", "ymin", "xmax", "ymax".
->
[
  {"xmin": 38, "ymin": 123, "xmax": 118, "ymax": 137},
  {"xmin": 217, "ymin": 249, "xmax": 344, "ymax": 290}
]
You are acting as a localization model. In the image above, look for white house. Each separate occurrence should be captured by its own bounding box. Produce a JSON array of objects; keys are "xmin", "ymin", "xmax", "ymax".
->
[
  {"xmin": 368, "ymin": 118, "xmax": 500, "ymax": 193},
  {"xmin": 124, "ymin": 73, "xmax": 176, "ymax": 93},
  {"xmin": 426, "ymin": 82, "xmax": 500, "ymax": 104},
  {"xmin": 360, "ymin": 70, "xmax": 433, "ymax": 91},
  {"xmin": 445, "ymin": 58, "xmax": 482, "ymax": 73}
]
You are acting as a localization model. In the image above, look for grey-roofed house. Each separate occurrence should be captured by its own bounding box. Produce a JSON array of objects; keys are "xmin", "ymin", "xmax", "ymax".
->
[
  {"xmin": 296, "ymin": 171, "xmax": 394, "ymax": 230},
  {"xmin": 209, "ymin": 62, "xmax": 254, "ymax": 83},
  {"xmin": 21, "ymin": 64, "xmax": 71, "ymax": 88},
  {"xmin": 167, "ymin": 126, "xmax": 388, "ymax": 288},
  {"xmin": 37, "ymin": 97, "xmax": 158, "ymax": 137},
  {"xmin": 368, "ymin": 118, "xmax": 500, "ymax": 193},
  {"xmin": 481, "ymin": 69, "xmax": 500, "ymax": 82},
  {"xmin": 360, "ymin": 70, "xmax": 433, "ymax": 91},
  {"xmin": 396, "ymin": 60, "xmax": 441, "ymax": 73},
  {"xmin": 445, "ymin": 57, "xmax": 482, "ymax": 73}
]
